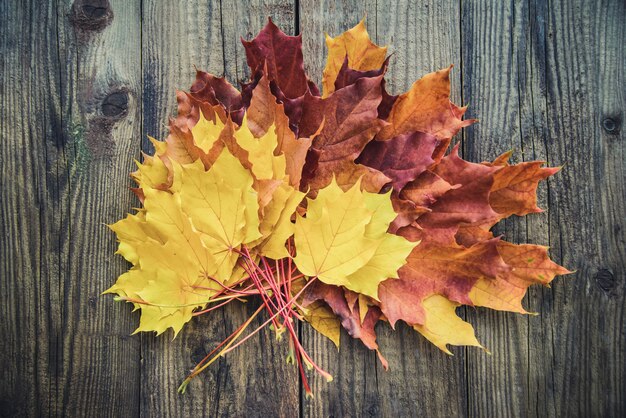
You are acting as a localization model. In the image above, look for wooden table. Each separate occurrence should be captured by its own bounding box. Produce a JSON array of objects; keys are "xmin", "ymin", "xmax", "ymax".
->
[{"xmin": 1, "ymin": 0, "xmax": 624, "ymax": 416}]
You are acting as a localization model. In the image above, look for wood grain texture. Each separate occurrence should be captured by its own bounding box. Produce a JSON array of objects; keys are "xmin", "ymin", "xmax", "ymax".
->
[
  {"xmin": 461, "ymin": 1, "xmax": 542, "ymax": 416},
  {"xmin": 61, "ymin": 1, "xmax": 143, "ymax": 415},
  {"xmin": 0, "ymin": 0, "xmax": 624, "ymax": 416},
  {"xmin": 462, "ymin": 0, "xmax": 625, "ymax": 416},
  {"xmin": 0, "ymin": 0, "xmax": 142, "ymax": 416},
  {"xmin": 0, "ymin": 2, "xmax": 63, "ymax": 415}
]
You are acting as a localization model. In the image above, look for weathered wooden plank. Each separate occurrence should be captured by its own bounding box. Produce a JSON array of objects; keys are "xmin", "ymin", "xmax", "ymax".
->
[
  {"xmin": 0, "ymin": 0, "xmax": 142, "ymax": 416},
  {"xmin": 299, "ymin": 1, "xmax": 470, "ymax": 416},
  {"xmin": 532, "ymin": 0, "xmax": 624, "ymax": 415},
  {"xmin": 0, "ymin": 3, "xmax": 62, "ymax": 414},
  {"xmin": 140, "ymin": 1, "xmax": 299, "ymax": 416},
  {"xmin": 60, "ymin": 0, "xmax": 143, "ymax": 415},
  {"xmin": 460, "ymin": 1, "xmax": 538, "ymax": 416},
  {"xmin": 461, "ymin": 0, "xmax": 625, "ymax": 416}
]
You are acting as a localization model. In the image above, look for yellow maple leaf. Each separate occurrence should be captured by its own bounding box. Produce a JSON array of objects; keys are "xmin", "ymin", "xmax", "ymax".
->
[
  {"xmin": 302, "ymin": 301, "xmax": 341, "ymax": 348},
  {"xmin": 178, "ymin": 151, "xmax": 261, "ymax": 280},
  {"xmin": 131, "ymin": 143, "xmax": 169, "ymax": 191},
  {"xmin": 231, "ymin": 106, "xmax": 306, "ymax": 260},
  {"xmin": 250, "ymin": 182, "xmax": 304, "ymax": 260},
  {"xmin": 322, "ymin": 18, "xmax": 388, "ymax": 97},
  {"xmin": 293, "ymin": 178, "xmax": 418, "ymax": 299},
  {"xmin": 413, "ymin": 295, "xmax": 485, "ymax": 355},
  {"xmin": 234, "ymin": 115, "xmax": 288, "ymax": 181},
  {"xmin": 106, "ymin": 148, "xmax": 263, "ymax": 335},
  {"xmin": 191, "ymin": 110, "xmax": 226, "ymax": 153}
]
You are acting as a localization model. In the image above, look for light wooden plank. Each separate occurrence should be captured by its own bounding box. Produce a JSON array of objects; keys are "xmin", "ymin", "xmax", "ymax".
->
[
  {"xmin": 460, "ymin": 1, "xmax": 537, "ymax": 416},
  {"xmin": 461, "ymin": 0, "xmax": 625, "ymax": 416},
  {"xmin": 61, "ymin": 0, "xmax": 143, "ymax": 414},
  {"xmin": 140, "ymin": 1, "xmax": 299, "ymax": 416},
  {"xmin": 299, "ymin": 1, "xmax": 470, "ymax": 416}
]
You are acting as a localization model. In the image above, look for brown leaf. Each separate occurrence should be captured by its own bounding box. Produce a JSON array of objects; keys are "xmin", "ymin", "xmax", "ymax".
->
[
  {"xmin": 189, "ymin": 70, "xmax": 245, "ymax": 124},
  {"xmin": 303, "ymin": 281, "xmax": 384, "ymax": 361},
  {"xmin": 301, "ymin": 75, "xmax": 387, "ymax": 192},
  {"xmin": 357, "ymin": 131, "xmax": 438, "ymax": 192},
  {"xmin": 379, "ymin": 237, "xmax": 511, "ymax": 328},
  {"xmin": 468, "ymin": 241, "xmax": 572, "ymax": 313},
  {"xmin": 488, "ymin": 159, "xmax": 561, "ymax": 217},
  {"xmin": 242, "ymin": 18, "xmax": 317, "ymax": 99},
  {"xmin": 333, "ymin": 56, "xmax": 398, "ymax": 119},
  {"xmin": 377, "ymin": 66, "xmax": 476, "ymax": 161}
]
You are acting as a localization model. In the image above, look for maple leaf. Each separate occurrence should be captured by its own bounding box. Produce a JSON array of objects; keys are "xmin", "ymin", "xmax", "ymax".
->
[
  {"xmin": 333, "ymin": 57, "xmax": 398, "ymax": 120},
  {"xmin": 468, "ymin": 241, "xmax": 572, "ymax": 313},
  {"xmin": 105, "ymin": 192, "xmax": 219, "ymax": 337},
  {"xmin": 416, "ymin": 145, "xmax": 501, "ymax": 233},
  {"xmin": 301, "ymin": 300, "xmax": 341, "ymax": 348},
  {"xmin": 356, "ymin": 131, "xmax": 439, "ymax": 192},
  {"xmin": 107, "ymin": 149, "xmax": 263, "ymax": 335},
  {"xmin": 293, "ymin": 178, "xmax": 417, "ymax": 299},
  {"xmin": 275, "ymin": 88, "xmax": 325, "ymax": 138},
  {"xmin": 189, "ymin": 70, "xmax": 245, "ymax": 124},
  {"xmin": 178, "ymin": 155, "xmax": 261, "ymax": 278},
  {"xmin": 303, "ymin": 282, "xmax": 382, "ymax": 351},
  {"xmin": 301, "ymin": 75, "xmax": 390, "ymax": 192},
  {"xmin": 322, "ymin": 18, "xmax": 388, "ymax": 97},
  {"xmin": 377, "ymin": 66, "xmax": 476, "ymax": 161},
  {"xmin": 379, "ymin": 235, "xmax": 510, "ymax": 328},
  {"xmin": 242, "ymin": 18, "xmax": 317, "ymax": 100},
  {"xmin": 486, "ymin": 151, "xmax": 561, "ymax": 217},
  {"xmin": 413, "ymin": 295, "xmax": 484, "ymax": 354}
]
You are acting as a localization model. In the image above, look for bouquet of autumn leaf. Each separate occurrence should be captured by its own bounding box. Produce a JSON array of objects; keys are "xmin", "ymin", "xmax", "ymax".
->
[{"xmin": 105, "ymin": 19, "xmax": 570, "ymax": 395}]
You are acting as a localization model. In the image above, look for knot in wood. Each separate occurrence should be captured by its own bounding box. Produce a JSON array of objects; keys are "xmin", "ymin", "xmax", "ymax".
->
[
  {"xmin": 70, "ymin": 0, "xmax": 113, "ymax": 32},
  {"xmin": 101, "ymin": 91, "xmax": 128, "ymax": 118},
  {"xmin": 191, "ymin": 346, "xmax": 207, "ymax": 365},
  {"xmin": 594, "ymin": 268, "xmax": 616, "ymax": 294}
]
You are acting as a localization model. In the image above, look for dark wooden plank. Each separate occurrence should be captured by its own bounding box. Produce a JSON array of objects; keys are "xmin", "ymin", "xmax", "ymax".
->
[
  {"xmin": 0, "ymin": 0, "xmax": 142, "ymax": 416},
  {"xmin": 140, "ymin": 1, "xmax": 299, "ymax": 416},
  {"xmin": 298, "ymin": 1, "xmax": 470, "ymax": 417},
  {"xmin": 0, "ymin": 3, "xmax": 62, "ymax": 414},
  {"xmin": 462, "ymin": 0, "xmax": 625, "ymax": 416},
  {"xmin": 60, "ymin": 0, "xmax": 143, "ymax": 415}
]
